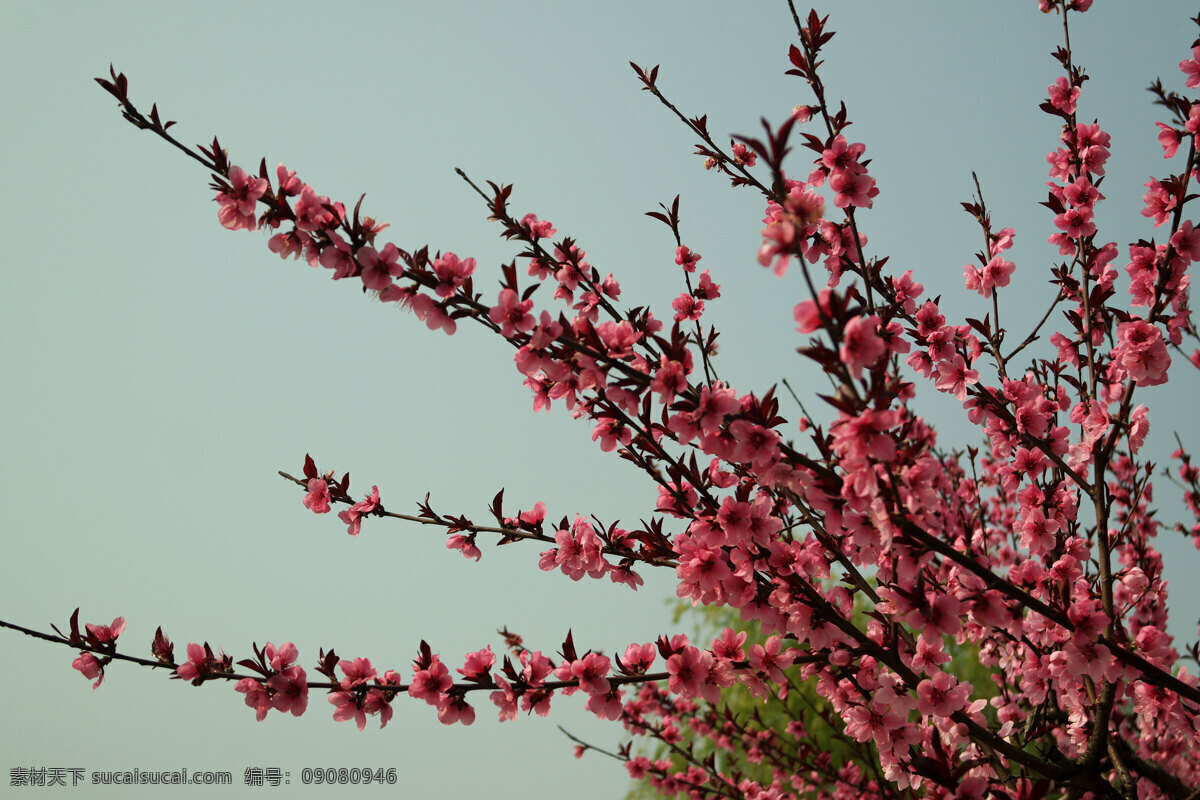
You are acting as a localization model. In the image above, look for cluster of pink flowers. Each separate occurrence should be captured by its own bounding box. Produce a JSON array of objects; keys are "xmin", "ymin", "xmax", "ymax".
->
[
  {"xmin": 811, "ymin": 135, "xmax": 879, "ymax": 210},
  {"xmin": 240, "ymin": 643, "xmax": 310, "ymax": 722},
  {"xmin": 963, "ymin": 227, "xmax": 1017, "ymax": 299},
  {"xmin": 69, "ymin": 616, "xmax": 125, "ymax": 690},
  {"xmin": 60, "ymin": 2, "xmax": 1200, "ymax": 797},
  {"xmin": 327, "ymin": 657, "xmax": 399, "ymax": 730},
  {"xmin": 757, "ymin": 179, "xmax": 829, "ymax": 276},
  {"xmin": 1113, "ymin": 320, "xmax": 1172, "ymax": 386}
]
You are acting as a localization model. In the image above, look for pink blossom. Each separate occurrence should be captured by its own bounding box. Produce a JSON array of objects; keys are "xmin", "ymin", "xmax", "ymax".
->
[
  {"xmin": 1121, "ymin": 567, "xmax": 1150, "ymax": 595},
  {"xmin": 831, "ymin": 407, "xmax": 899, "ymax": 464},
  {"xmin": 728, "ymin": 419, "xmax": 781, "ymax": 471},
  {"xmin": 268, "ymin": 666, "xmax": 309, "ymax": 717},
  {"xmin": 978, "ymin": 256, "xmax": 1016, "ymax": 296},
  {"xmin": 626, "ymin": 757, "xmax": 652, "ymax": 780},
  {"xmin": 489, "ymin": 676, "xmax": 520, "ymax": 721},
  {"xmin": 1053, "ymin": 206, "xmax": 1095, "ymax": 238},
  {"xmin": 408, "ymin": 657, "xmax": 452, "ymax": 706},
  {"xmin": 489, "ymin": 289, "xmax": 535, "ymax": 337},
  {"xmin": 675, "ymin": 538, "xmax": 731, "ymax": 601},
  {"xmin": 757, "ymin": 184, "xmax": 824, "ymax": 275},
  {"xmin": 517, "ymin": 686, "xmax": 550, "ymax": 717},
  {"xmin": 1170, "ymin": 220, "xmax": 1200, "ymax": 263},
  {"xmin": 275, "ymin": 163, "xmax": 301, "ymax": 196},
  {"xmin": 748, "ymin": 636, "xmax": 794, "ymax": 685},
  {"xmin": 1051, "ymin": 332, "xmax": 1080, "ymax": 368},
  {"xmin": 379, "ymin": 282, "xmax": 413, "ymax": 307},
  {"xmin": 264, "ymin": 642, "xmax": 298, "ymax": 673},
  {"xmin": 1142, "ymin": 178, "xmax": 1176, "ymax": 226},
  {"xmin": 585, "ymin": 688, "xmax": 625, "ymax": 720},
  {"xmin": 694, "ymin": 270, "xmax": 720, "ymax": 300},
  {"xmin": 338, "ymin": 485, "xmax": 380, "ymax": 536},
  {"xmin": 960, "ymin": 255, "xmax": 1017, "ymax": 298},
  {"xmin": 302, "ymin": 478, "xmax": 331, "ymax": 514},
  {"xmin": 675, "ymin": 245, "xmax": 701, "ymax": 272},
  {"xmin": 72, "ymin": 652, "xmax": 105, "ymax": 689},
  {"xmin": 519, "ymin": 650, "xmax": 554, "ymax": 687},
  {"xmin": 989, "ymin": 227, "xmax": 1016, "ymax": 255},
  {"xmin": 1047, "ymin": 147, "xmax": 1074, "ymax": 181},
  {"xmin": 622, "ymin": 642, "xmax": 656, "ymax": 673},
  {"xmin": 1047, "ymin": 76, "xmax": 1080, "ymax": 114},
  {"xmin": 657, "ymin": 482, "xmax": 696, "ymax": 520},
  {"xmin": 915, "ymin": 670, "xmax": 971, "ymax": 717},
  {"xmin": 934, "ymin": 355, "xmax": 979, "ymax": 401},
  {"xmin": 731, "ymin": 142, "xmax": 756, "ymax": 167},
  {"xmin": 1074, "ymin": 123, "xmax": 1111, "ymax": 171},
  {"xmin": 839, "ymin": 315, "xmax": 886, "ymax": 378},
  {"xmin": 215, "ymin": 166, "xmax": 267, "ymax": 231},
  {"xmin": 237, "ymin": 678, "xmax": 273, "ymax": 722},
  {"xmin": 1019, "ymin": 506, "xmax": 1060, "ymax": 555},
  {"xmin": 432, "ymin": 252, "xmax": 476, "ymax": 298},
  {"xmin": 519, "ymin": 501, "xmax": 547, "ymax": 527},
  {"xmin": 436, "ymin": 695, "xmax": 476, "ymax": 726},
  {"xmin": 521, "ymin": 213, "xmax": 556, "ymax": 239},
  {"xmin": 596, "ymin": 320, "xmax": 641, "ymax": 359},
  {"xmin": 829, "ymin": 168, "xmax": 878, "ymax": 209},
  {"xmin": 362, "ymin": 686, "xmax": 396, "ymax": 730},
  {"xmin": 543, "ymin": 515, "xmax": 608, "ymax": 581},
  {"xmin": 890, "ymin": 270, "xmax": 924, "ymax": 314},
  {"xmin": 566, "ymin": 652, "xmax": 611, "ymax": 696},
  {"xmin": 591, "ymin": 416, "xmax": 632, "ymax": 453},
  {"xmin": 84, "ymin": 617, "xmax": 125, "ymax": 644},
  {"xmin": 338, "ymin": 657, "xmax": 377, "ymax": 689},
  {"xmin": 648, "ymin": 359, "xmax": 689, "ymax": 405},
  {"xmin": 1114, "ymin": 320, "xmax": 1171, "ymax": 386},
  {"xmin": 671, "ymin": 292, "xmax": 704, "ymax": 321},
  {"xmin": 715, "ymin": 498, "xmax": 751, "ymax": 547},
  {"xmin": 1182, "ymin": 46, "xmax": 1200, "ymax": 88},
  {"xmin": 446, "ymin": 533, "xmax": 482, "ymax": 561},
  {"xmin": 910, "ymin": 633, "xmax": 952, "ymax": 674},
  {"xmin": 357, "ymin": 243, "xmax": 403, "ymax": 291},
  {"xmin": 793, "ymin": 288, "xmax": 833, "ymax": 334},
  {"xmin": 1127, "ymin": 405, "xmax": 1150, "ymax": 453},
  {"xmin": 329, "ymin": 691, "xmax": 368, "ymax": 730},
  {"xmin": 318, "ymin": 231, "xmax": 356, "ymax": 279},
  {"xmin": 608, "ymin": 563, "xmax": 643, "ymax": 590},
  {"xmin": 523, "ymin": 375, "xmax": 552, "ymax": 412},
  {"xmin": 409, "ymin": 294, "xmax": 458, "ymax": 335},
  {"xmin": 1157, "ymin": 122, "xmax": 1183, "ymax": 159},
  {"xmin": 912, "ymin": 302, "xmax": 941, "ymax": 338},
  {"xmin": 666, "ymin": 646, "xmax": 719, "ymax": 702},
  {"xmin": 268, "ymin": 229, "xmax": 309, "ymax": 261},
  {"xmin": 293, "ymin": 185, "xmax": 341, "ymax": 233},
  {"xmin": 1067, "ymin": 597, "xmax": 1110, "ymax": 641},
  {"xmin": 843, "ymin": 697, "xmax": 906, "ymax": 746},
  {"xmin": 820, "ymin": 135, "xmax": 866, "ymax": 174},
  {"xmin": 175, "ymin": 642, "xmax": 213, "ymax": 682},
  {"xmin": 457, "ymin": 646, "xmax": 495, "ymax": 681},
  {"xmin": 1062, "ymin": 177, "xmax": 1101, "ymax": 209},
  {"xmin": 1188, "ymin": 104, "xmax": 1200, "ymax": 136}
]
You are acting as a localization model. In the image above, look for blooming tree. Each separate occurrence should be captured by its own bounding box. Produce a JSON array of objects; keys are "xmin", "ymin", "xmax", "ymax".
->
[{"xmin": 4, "ymin": 1, "xmax": 1200, "ymax": 797}]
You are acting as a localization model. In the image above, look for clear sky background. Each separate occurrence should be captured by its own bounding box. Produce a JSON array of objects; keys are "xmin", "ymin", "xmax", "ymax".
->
[{"xmin": 2, "ymin": 2, "xmax": 1198, "ymax": 798}]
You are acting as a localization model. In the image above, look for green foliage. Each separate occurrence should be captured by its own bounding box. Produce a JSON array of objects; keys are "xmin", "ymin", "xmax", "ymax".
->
[{"xmin": 624, "ymin": 596, "xmax": 1000, "ymax": 799}]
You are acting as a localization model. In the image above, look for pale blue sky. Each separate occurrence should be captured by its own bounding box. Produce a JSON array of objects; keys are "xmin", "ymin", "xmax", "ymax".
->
[{"xmin": 2, "ymin": 2, "xmax": 1198, "ymax": 798}]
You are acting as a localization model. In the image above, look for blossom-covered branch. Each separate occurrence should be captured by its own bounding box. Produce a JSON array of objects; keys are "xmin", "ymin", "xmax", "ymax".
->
[{"xmin": 2, "ymin": 1, "xmax": 1198, "ymax": 797}]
